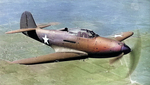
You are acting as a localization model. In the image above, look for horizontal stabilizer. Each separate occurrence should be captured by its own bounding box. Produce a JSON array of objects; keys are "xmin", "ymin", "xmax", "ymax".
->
[
  {"xmin": 37, "ymin": 22, "xmax": 60, "ymax": 29},
  {"xmin": 6, "ymin": 22, "xmax": 60, "ymax": 34},
  {"xmin": 6, "ymin": 28, "xmax": 37, "ymax": 34}
]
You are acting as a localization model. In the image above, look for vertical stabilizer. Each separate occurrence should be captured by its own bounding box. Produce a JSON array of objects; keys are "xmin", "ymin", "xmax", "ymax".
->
[
  {"xmin": 20, "ymin": 11, "xmax": 37, "ymax": 29},
  {"xmin": 20, "ymin": 11, "xmax": 39, "ymax": 41}
]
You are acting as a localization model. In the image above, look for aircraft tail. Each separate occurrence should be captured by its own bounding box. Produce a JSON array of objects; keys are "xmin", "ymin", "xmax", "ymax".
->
[
  {"xmin": 20, "ymin": 11, "xmax": 37, "ymax": 29},
  {"xmin": 6, "ymin": 11, "xmax": 59, "ymax": 35},
  {"xmin": 20, "ymin": 11, "xmax": 40, "ymax": 40}
]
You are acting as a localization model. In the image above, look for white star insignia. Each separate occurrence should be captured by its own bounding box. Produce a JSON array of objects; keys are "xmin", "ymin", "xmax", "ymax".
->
[{"xmin": 42, "ymin": 35, "xmax": 49, "ymax": 44}]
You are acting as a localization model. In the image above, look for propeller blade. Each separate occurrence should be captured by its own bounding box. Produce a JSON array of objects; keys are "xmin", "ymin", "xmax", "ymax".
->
[
  {"xmin": 8, "ymin": 52, "xmax": 87, "ymax": 65},
  {"xmin": 128, "ymin": 30, "xmax": 142, "ymax": 76},
  {"xmin": 109, "ymin": 53, "xmax": 124, "ymax": 64}
]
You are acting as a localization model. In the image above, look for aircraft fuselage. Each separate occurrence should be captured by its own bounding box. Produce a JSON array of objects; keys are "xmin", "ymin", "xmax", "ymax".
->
[{"xmin": 35, "ymin": 29, "xmax": 124, "ymax": 57}]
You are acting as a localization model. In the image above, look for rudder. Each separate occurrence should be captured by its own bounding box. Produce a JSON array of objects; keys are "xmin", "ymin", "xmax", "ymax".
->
[
  {"xmin": 20, "ymin": 11, "xmax": 40, "ymax": 41},
  {"xmin": 20, "ymin": 11, "xmax": 37, "ymax": 29}
]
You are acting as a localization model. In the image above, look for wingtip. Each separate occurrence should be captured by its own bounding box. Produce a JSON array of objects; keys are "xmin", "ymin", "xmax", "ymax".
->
[
  {"xmin": 6, "ymin": 61, "xmax": 12, "ymax": 64},
  {"xmin": 128, "ymin": 32, "xmax": 134, "ymax": 36},
  {"xmin": 5, "ymin": 31, "xmax": 13, "ymax": 34},
  {"xmin": 114, "ymin": 31, "xmax": 134, "ymax": 41}
]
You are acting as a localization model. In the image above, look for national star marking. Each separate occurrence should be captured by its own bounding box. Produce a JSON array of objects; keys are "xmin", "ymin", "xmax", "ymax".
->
[{"xmin": 42, "ymin": 35, "xmax": 49, "ymax": 44}]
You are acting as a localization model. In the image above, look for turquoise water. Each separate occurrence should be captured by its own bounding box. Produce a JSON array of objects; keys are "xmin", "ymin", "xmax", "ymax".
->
[{"xmin": 0, "ymin": 0, "xmax": 150, "ymax": 85}]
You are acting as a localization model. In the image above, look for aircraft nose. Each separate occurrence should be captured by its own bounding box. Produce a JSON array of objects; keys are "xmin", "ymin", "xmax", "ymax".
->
[{"xmin": 121, "ymin": 44, "xmax": 131, "ymax": 54}]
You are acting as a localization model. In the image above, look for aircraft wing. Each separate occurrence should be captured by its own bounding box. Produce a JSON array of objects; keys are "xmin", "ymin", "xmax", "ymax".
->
[
  {"xmin": 8, "ymin": 45, "xmax": 88, "ymax": 65},
  {"xmin": 112, "ymin": 32, "xmax": 133, "ymax": 41},
  {"xmin": 9, "ymin": 52, "xmax": 88, "ymax": 65}
]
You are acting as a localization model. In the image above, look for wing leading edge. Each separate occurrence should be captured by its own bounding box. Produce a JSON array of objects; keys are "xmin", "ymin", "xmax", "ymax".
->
[
  {"xmin": 112, "ymin": 32, "xmax": 133, "ymax": 41},
  {"xmin": 8, "ymin": 52, "xmax": 88, "ymax": 65}
]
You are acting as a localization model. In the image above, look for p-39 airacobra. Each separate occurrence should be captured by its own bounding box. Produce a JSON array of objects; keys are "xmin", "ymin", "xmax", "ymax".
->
[{"xmin": 6, "ymin": 11, "xmax": 136, "ymax": 66}]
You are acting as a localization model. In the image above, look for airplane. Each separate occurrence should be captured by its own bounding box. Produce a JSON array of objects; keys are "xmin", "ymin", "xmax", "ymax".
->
[{"xmin": 6, "ymin": 11, "xmax": 134, "ymax": 65}]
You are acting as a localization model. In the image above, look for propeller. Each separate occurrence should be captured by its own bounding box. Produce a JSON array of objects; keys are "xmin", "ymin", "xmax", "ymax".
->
[
  {"xmin": 109, "ymin": 53, "xmax": 124, "ymax": 64},
  {"xmin": 128, "ymin": 30, "xmax": 141, "ymax": 76},
  {"xmin": 109, "ymin": 30, "xmax": 142, "ymax": 76},
  {"xmin": 109, "ymin": 44, "xmax": 131, "ymax": 64}
]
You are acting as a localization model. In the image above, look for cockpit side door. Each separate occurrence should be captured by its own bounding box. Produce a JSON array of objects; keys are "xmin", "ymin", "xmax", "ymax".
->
[{"xmin": 76, "ymin": 30, "xmax": 96, "ymax": 52}]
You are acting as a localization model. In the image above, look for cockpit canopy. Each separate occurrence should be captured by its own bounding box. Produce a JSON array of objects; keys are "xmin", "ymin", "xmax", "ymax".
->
[
  {"xmin": 76, "ymin": 29, "xmax": 99, "ymax": 38},
  {"xmin": 59, "ymin": 28, "xmax": 99, "ymax": 38}
]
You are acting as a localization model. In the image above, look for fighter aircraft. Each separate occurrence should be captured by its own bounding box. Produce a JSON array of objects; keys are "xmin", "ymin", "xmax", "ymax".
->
[{"xmin": 6, "ymin": 11, "xmax": 137, "ymax": 66}]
